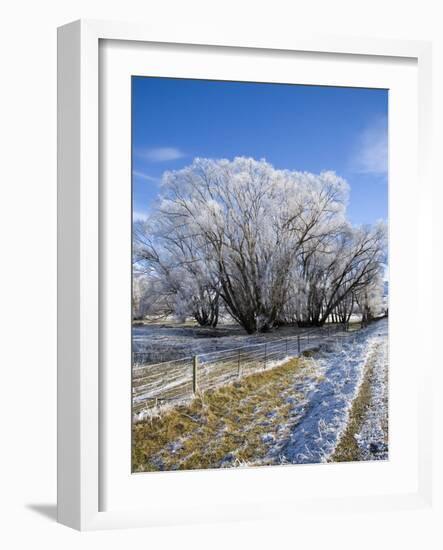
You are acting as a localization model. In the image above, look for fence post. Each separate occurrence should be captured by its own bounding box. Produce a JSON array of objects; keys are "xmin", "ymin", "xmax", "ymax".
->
[
  {"xmin": 285, "ymin": 338, "xmax": 288, "ymax": 357},
  {"xmin": 237, "ymin": 349, "xmax": 241, "ymax": 378},
  {"xmin": 264, "ymin": 344, "xmax": 267, "ymax": 369},
  {"xmin": 297, "ymin": 335, "xmax": 301, "ymax": 355},
  {"xmin": 193, "ymin": 355, "xmax": 199, "ymax": 394}
]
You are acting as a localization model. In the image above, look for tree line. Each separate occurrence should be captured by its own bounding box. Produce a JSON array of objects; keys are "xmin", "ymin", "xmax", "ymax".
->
[{"xmin": 133, "ymin": 157, "xmax": 387, "ymax": 333}]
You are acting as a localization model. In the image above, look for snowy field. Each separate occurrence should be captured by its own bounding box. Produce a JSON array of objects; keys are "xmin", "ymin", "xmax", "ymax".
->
[
  {"xmin": 132, "ymin": 321, "xmax": 343, "ymax": 363},
  {"xmin": 265, "ymin": 317, "xmax": 389, "ymax": 464},
  {"xmin": 353, "ymin": 330, "xmax": 389, "ymax": 460},
  {"xmin": 132, "ymin": 322, "xmax": 352, "ymax": 414},
  {"xmin": 132, "ymin": 318, "xmax": 388, "ymax": 469}
]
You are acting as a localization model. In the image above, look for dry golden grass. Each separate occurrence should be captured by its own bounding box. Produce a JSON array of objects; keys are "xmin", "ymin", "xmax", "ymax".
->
[
  {"xmin": 132, "ymin": 357, "xmax": 316, "ymax": 472},
  {"xmin": 330, "ymin": 345, "xmax": 379, "ymax": 463}
]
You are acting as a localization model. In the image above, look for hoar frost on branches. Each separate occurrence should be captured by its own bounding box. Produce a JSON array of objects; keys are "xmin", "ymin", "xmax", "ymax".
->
[{"xmin": 134, "ymin": 157, "xmax": 387, "ymax": 333}]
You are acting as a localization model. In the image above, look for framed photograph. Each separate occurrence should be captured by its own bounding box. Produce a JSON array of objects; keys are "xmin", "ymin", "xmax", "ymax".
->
[{"xmin": 57, "ymin": 20, "xmax": 433, "ymax": 530}]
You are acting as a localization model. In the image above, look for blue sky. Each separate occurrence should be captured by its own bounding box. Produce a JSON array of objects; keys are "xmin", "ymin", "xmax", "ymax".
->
[{"xmin": 132, "ymin": 77, "xmax": 388, "ymax": 225}]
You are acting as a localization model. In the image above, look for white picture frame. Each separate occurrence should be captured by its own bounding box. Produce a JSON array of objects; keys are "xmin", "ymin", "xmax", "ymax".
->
[{"xmin": 57, "ymin": 19, "xmax": 433, "ymax": 531}]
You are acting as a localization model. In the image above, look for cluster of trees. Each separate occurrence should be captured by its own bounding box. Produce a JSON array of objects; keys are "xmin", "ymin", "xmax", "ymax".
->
[{"xmin": 133, "ymin": 157, "xmax": 387, "ymax": 333}]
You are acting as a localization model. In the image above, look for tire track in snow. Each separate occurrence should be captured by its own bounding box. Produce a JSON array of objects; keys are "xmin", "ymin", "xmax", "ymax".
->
[
  {"xmin": 271, "ymin": 319, "xmax": 388, "ymax": 465},
  {"xmin": 353, "ymin": 332, "xmax": 389, "ymax": 460}
]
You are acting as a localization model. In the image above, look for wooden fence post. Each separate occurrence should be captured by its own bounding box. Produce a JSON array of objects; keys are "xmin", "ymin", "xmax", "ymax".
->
[
  {"xmin": 297, "ymin": 335, "xmax": 301, "ymax": 355},
  {"xmin": 264, "ymin": 344, "xmax": 267, "ymax": 368},
  {"xmin": 193, "ymin": 355, "xmax": 199, "ymax": 394},
  {"xmin": 237, "ymin": 349, "xmax": 241, "ymax": 378}
]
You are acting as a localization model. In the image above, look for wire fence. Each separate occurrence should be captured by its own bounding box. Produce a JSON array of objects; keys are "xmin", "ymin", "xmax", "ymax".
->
[{"xmin": 132, "ymin": 323, "xmax": 359, "ymax": 414}]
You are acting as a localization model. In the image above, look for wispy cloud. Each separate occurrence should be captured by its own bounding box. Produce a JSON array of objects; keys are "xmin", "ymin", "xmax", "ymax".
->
[
  {"xmin": 351, "ymin": 117, "xmax": 388, "ymax": 176},
  {"xmin": 138, "ymin": 147, "xmax": 185, "ymax": 163},
  {"xmin": 132, "ymin": 170, "xmax": 160, "ymax": 183}
]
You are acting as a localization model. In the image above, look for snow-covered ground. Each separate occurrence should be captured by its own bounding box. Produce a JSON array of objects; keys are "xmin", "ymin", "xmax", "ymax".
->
[
  {"xmin": 261, "ymin": 318, "xmax": 389, "ymax": 465},
  {"xmin": 132, "ymin": 323, "xmax": 352, "ymax": 415},
  {"xmin": 132, "ymin": 321, "xmax": 345, "ymax": 365},
  {"xmin": 354, "ymin": 331, "xmax": 389, "ymax": 460},
  {"xmin": 133, "ymin": 318, "xmax": 389, "ymax": 470}
]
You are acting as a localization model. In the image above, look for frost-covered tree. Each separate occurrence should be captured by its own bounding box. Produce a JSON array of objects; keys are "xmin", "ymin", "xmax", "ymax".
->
[
  {"xmin": 354, "ymin": 268, "xmax": 386, "ymax": 324},
  {"xmin": 273, "ymin": 210, "xmax": 386, "ymax": 327},
  {"xmin": 133, "ymin": 218, "xmax": 221, "ymax": 326},
  {"xmin": 133, "ymin": 157, "xmax": 387, "ymax": 333},
  {"xmin": 152, "ymin": 158, "xmax": 349, "ymax": 332}
]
